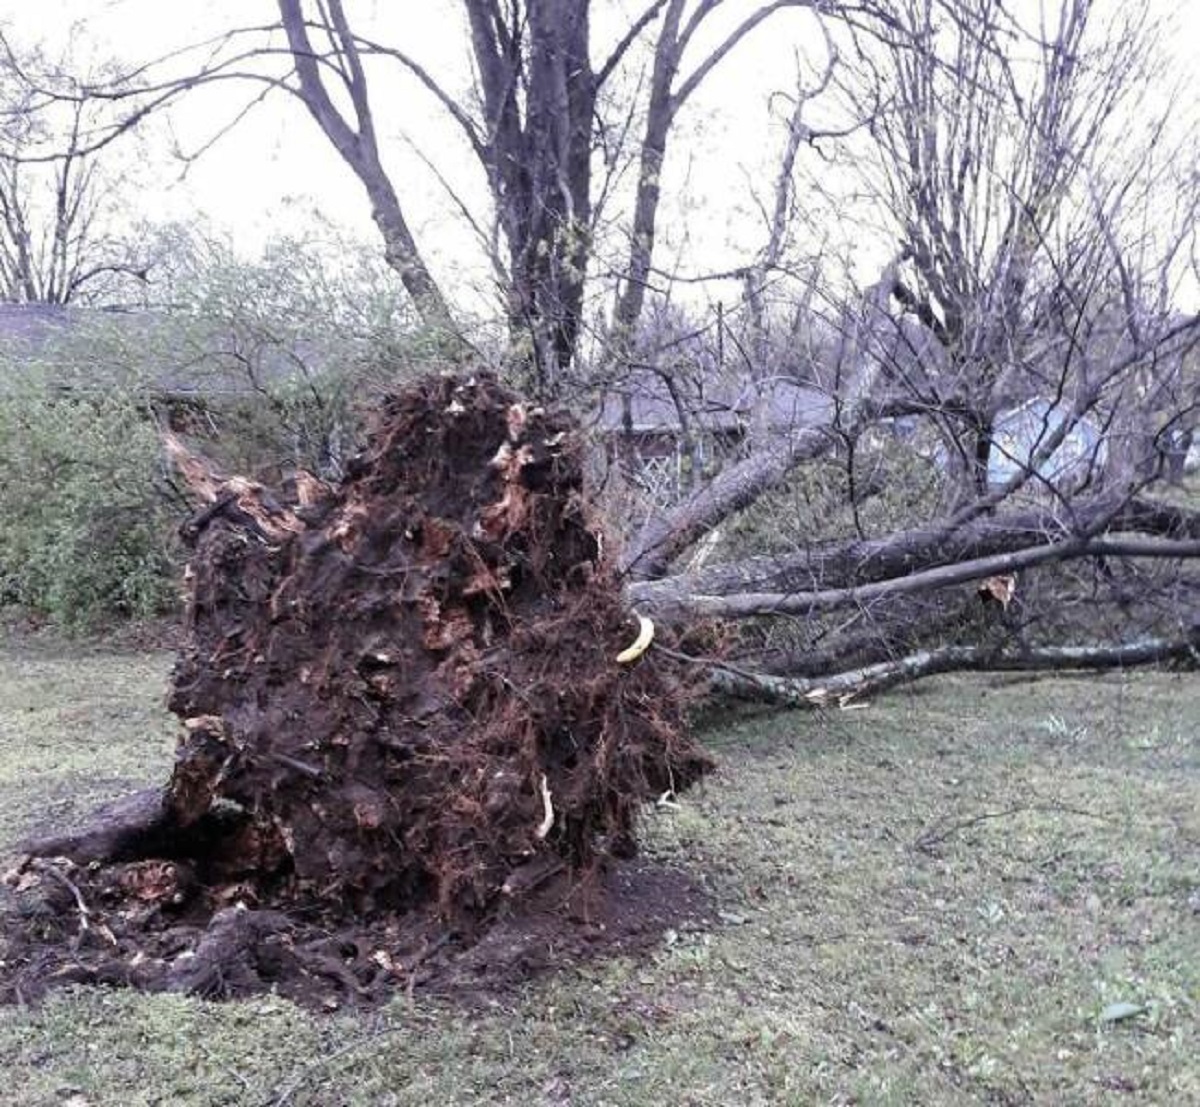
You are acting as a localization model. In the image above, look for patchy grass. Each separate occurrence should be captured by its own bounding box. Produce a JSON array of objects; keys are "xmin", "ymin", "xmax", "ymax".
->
[
  {"xmin": 0, "ymin": 638, "xmax": 175, "ymax": 848},
  {"xmin": 0, "ymin": 639, "xmax": 1196, "ymax": 1105}
]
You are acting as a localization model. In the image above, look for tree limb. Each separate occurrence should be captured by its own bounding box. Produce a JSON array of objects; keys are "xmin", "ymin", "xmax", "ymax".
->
[
  {"xmin": 631, "ymin": 495, "xmax": 1200, "ymax": 603},
  {"xmin": 638, "ymin": 536, "xmax": 1200, "ymax": 620},
  {"xmin": 708, "ymin": 626, "xmax": 1200, "ymax": 707}
]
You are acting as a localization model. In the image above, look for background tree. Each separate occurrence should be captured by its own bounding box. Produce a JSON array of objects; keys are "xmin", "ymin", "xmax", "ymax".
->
[
  {"xmin": 2, "ymin": 0, "xmax": 1197, "ymax": 693},
  {"xmin": 836, "ymin": 0, "xmax": 1195, "ymax": 502},
  {"xmin": 0, "ymin": 43, "xmax": 148, "ymax": 304},
  {"xmin": 0, "ymin": 224, "xmax": 430, "ymax": 625},
  {"xmin": 3, "ymin": 1, "xmax": 830, "ymax": 392}
]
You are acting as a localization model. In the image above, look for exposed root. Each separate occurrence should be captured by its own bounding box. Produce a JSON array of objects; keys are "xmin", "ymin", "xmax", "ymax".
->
[
  {"xmin": 1, "ymin": 372, "xmax": 712, "ymax": 1008},
  {"xmin": 24, "ymin": 860, "xmax": 93, "ymax": 949},
  {"xmin": 535, "ymin": 774, "xmax": 555, "ymax": 840}
]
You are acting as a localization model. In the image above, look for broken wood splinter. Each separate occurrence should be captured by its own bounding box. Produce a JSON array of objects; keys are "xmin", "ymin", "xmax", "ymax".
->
[{"xmin": 535, "ymin": 773, "xmax": 555, "ymax": 839}]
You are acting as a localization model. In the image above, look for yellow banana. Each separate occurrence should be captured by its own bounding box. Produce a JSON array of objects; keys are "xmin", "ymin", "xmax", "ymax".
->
[{"xmin": 616, "ymin": 612, "xmax": 655, "ymax": 664}]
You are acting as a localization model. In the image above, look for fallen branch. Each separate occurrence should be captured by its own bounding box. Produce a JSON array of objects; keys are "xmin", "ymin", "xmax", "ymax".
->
[
  {"xmin": 272, "ymin": 1018, "xmax": 405, "ymax": 1106},
  {"xmin": 913, "ymin": 800, "xmax": 1107, "ymax": 853},
  {"xmin": 638, "ymin": 537, "xmax": 1200, "ymax": 621},
  {"xmin": 707, "ymin": 627, "xmax": 1200, "ymax": 706}
]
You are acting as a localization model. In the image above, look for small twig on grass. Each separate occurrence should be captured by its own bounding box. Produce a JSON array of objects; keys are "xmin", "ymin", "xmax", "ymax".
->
[
  {"xmin": 194, "ymin": 1040, "xmax": 252, "ymax": 1096},
  {"xmin": 913, "ymin": 806, "xmax": 1029, "ymax": 852},
  {"xmin": 270, "ymin": 1019, "xmax": 403, "ymax": 1106},
  {"xmin": 913, "ymin": 800, "xmax": 1108, "ymax": 853}
]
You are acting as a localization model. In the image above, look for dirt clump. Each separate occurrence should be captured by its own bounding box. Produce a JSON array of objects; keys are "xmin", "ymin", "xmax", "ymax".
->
[{"xmin": 1, "ymin": 372, "xmax": 711, "ymax": 1007}]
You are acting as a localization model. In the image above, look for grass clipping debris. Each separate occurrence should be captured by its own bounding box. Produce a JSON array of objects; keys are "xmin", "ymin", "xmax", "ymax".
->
[{"xmin": 2, "ymin": 373, "xmax": 711, "ymax": 1005}]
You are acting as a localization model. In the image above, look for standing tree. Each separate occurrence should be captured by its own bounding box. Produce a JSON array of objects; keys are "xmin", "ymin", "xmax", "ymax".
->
[
  {"xmin": 0, "ymin": 45, "xmax": 148, "ymax": 303},
  {"xmin": 281, "ymin": 0, "xmax": 833, "ymax": 392},
  {"xmin": 3, "ymin": 1, "xmax": 830, "ymax": 392},
  {"xmin": 838, "ymin": 0, "xmax": 1193, "ymax": 502}
]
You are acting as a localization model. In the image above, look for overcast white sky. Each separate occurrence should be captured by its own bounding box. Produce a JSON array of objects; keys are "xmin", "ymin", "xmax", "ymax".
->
[{"xmin": 3, "ymin": 1, "xmax": 1197, "ymax": 314}]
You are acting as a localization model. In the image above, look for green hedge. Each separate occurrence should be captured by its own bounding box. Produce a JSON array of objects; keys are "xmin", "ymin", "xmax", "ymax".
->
[{"xmin": 0, "ymin": 380, "xmax": 180, "ymax": 627}]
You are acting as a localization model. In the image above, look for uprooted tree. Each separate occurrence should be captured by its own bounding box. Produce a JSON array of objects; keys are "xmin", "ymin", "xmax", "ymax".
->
[
  {"xmin": 3, "ymin": 374, "xmax": 710, "ymax": 1003},
  {"xmin": 2, "ymin": 0, "xmax": 1199, "ymax": 1002},
  {"xmin": 7, "ymin": 0, "xmax": 1195, "ymax": 685},
  {"xmin": 618, "ymin": 0, "xmax": 1200, "ymax": 694}
]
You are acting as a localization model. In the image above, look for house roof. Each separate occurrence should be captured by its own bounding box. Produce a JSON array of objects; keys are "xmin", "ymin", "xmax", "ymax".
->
[
  {"xmin": 0, "ymin": 302, "xmax": 74, "ymax": 350},
  {"xmin": 0, "ymin": 303, "xmax": 327, "ymax": 399},
  {"xmin": 594, "ymin": 370, "xmax": 831, "ymax": 436}
]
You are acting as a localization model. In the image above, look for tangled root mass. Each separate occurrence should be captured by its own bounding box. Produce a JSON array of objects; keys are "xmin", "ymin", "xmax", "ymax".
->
[{"xmin": 2, "ymin": 373, "xmax": 711, "ymax": 1005}]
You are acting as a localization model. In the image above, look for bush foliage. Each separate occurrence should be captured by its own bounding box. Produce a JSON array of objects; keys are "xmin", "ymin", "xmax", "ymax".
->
[
  {"xmin": 0, "ymin": 379, "xmax": 180, "ymax": 626},
  {"xmin": 0, "ymin": 230, "xmax": 448, "ymax": 627}
]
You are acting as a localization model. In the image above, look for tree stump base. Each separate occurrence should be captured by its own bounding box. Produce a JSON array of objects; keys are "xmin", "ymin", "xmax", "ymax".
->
[{"xmin": 1, "ymin": 372, "xmax": 711, "ymax": 1006}]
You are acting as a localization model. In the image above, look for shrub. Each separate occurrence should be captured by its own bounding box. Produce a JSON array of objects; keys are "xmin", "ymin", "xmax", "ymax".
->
[
  {"xmin": 0, "ymin": 229, "xmax": 453, "ymax": 628},
  {"xmin": 718, "ymin": 432, "xmax": 945, "ymax": 562},
  {"xmin": 0, "ymin": 377, "xmax": 181, "ymax": 627}
]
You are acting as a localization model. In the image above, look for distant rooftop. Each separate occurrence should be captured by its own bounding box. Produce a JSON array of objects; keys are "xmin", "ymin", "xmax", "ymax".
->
[
  {"xmin": 595, "ymin": 370, "xmax": 831, "ymax": 436},
  {"xmin": 0, "ymin": 302, "xmax": 74, "ymax": 350},
  {"xmin": 0, "ymin": 302, "xmax": 322, "ymax": 399}
]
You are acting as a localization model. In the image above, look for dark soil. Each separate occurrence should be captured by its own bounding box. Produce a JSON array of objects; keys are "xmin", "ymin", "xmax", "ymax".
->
[
  {"xmin": 0, "ymin": 852, "xmax": 711, "ymax": 1010},
  {"xmin": 0, "ymin": 372, "xmax": 712, "ymax": 1009}
]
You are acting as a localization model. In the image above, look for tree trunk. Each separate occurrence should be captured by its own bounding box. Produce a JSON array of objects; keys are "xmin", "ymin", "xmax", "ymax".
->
[
  {"xmin": 631, "ymin": 495, "xmax": 1200, "ymax": 609},
  {"xmin": 278, "ymin": 0, "xmax": 461, "ymax": 339},
  {"xmin": 711, "ymin": 628, "xmax": 1200, "ymax": 707},
  {"xmin": 622, "ymin": 424, "xmax": 837, "ymax": 578},
  {"xmin": 609, "ymin": 1, "xmax": 682, "ymax": 353},
  {"xmin": 470, "ymin": 0, "xmax": 595, "ymax": 395}
]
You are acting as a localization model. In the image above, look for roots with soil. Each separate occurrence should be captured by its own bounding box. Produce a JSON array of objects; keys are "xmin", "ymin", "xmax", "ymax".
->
[{"xmin": 1, "ymin": 372, "xmax": 711, "ymax": 1006}]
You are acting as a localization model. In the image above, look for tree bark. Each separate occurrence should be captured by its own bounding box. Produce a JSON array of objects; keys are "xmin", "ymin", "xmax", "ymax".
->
[
  {"xmin": 465, "ymin": 0, "xmax": 596, "ymax": 394},
  {"xmin": 609, "ymin": 0, "xmax": 684, "ymax": 355},
  {"xmin": 711, "ymin": 626, "xmax": 1200, "ymax": 707},
  {"xmin": 630, "ymin": 495, "xmax": 1200, "ymax": 607},
  {"xmin": 622, "ymin": 423, "xmax": 835, "ymax": 577}
]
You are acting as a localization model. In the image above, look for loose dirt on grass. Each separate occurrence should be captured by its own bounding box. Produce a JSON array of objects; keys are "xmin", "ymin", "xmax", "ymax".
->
[{"xmin": 0, "ymin": 640, "xmax": 1196, "ymax": 1104}]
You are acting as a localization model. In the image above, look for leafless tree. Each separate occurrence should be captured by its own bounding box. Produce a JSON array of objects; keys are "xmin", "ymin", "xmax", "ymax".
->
[
  {"xmin": 836, "ymin": 0, "xmax": 1199, "ymax": 500},
  {"xmin": 6, "ymin": 0, "xmax": 1198, "ymax": 695},
  {"xmin": 6, "ymin": 2, "xmax": 839, "ymax": 393},
  {"xmin": 0, "ymin": 50, "xmax": 147, "ymax": 304}
]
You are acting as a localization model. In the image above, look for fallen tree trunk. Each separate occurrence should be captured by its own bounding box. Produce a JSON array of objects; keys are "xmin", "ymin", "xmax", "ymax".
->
[
  {"xmin": 711, "ymin": 626, "xmax": 1200, "ymax": 706},
  {"xmin": 635, "ymin": 535, "xmax": 1200, "ymax": 621},
  {"xmin": 620, "ymin": 393, "xmax": 927, "ymax": 578},
  {"xmin": 750, "ymin": 598, "xmax": 967, "ymax": 677},
  {"xmin": 622, "ymin": 424, "xmax": 838, "ymax": 578},
  {"xmin": 631, "ymin": 495, "xmax": 1200, "ymax": 608}
]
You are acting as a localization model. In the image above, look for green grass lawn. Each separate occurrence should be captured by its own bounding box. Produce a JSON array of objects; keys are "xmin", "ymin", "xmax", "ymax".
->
[{"xmin": 0, "ymin": 637, "xmax": 1196, "ymax": 1105}]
